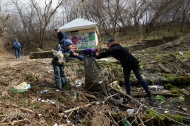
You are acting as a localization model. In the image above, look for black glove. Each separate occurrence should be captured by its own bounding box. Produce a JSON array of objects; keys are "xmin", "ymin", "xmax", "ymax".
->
[{"xmin": 58, "ymin": 41, "xmax": 63, "ymax": 45}]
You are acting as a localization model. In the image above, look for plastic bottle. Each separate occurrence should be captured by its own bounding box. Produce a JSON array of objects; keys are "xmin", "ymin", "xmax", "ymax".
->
[
  {"xmin": 41, "ymin": 90, "xmax": 47, "ymax": 94},
  {"xmin": 74, "ymin": 92, "xmax": 77, "ymax": 99},
  {"xmin": 121, "ymin": 117, "xmax": 132, "ymax": 126}
]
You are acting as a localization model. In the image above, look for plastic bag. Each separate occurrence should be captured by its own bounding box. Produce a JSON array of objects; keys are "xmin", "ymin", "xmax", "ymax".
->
[
  {"xmin": 52, "ymin": 49, "xmax": 65, "ymax": 63},
  {"xmin": 84, "ymin": 56, "xmax": 108, "ymax": 95}
]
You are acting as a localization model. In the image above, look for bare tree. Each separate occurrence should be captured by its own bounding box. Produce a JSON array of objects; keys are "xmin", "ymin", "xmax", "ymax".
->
[
  {"xmin": 178, "ymin": 0, "xmax": 190, "ymax": 32},
  {"xmin": 127, "ymin": 0, "xmax": 149, "ymax": 31},
  {"xmin": 142, "ymin": 0, "xmax": 184, "ymax": 37},
  {"xmin": 2, "ymin": 0, "xmax": 189, "ymax": 51},
  {"xmin": 11, "ymin": 0, "xmax": 64, "ymax": 49},
  {"xmin": 0, "ymin": 5, "xmax": 10, "ymax": 53}
]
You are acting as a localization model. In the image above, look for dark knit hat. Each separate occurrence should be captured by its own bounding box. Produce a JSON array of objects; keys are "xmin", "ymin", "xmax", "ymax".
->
[
  {"xmin": 64, "ymin": 39, "xmax": 72, "ymax": 47},
  {"xmin": 104, "ymin": 38, "xmax": 115, "ymax": 44}
]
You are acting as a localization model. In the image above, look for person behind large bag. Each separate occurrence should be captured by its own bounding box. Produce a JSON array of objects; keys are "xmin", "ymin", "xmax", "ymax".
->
[{"xmin": 95, "ymin": 38, "xmax": 154, "ymax": 105}]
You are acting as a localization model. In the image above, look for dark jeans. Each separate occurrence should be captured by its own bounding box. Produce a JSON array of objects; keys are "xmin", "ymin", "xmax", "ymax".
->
[
  {"xmin": 15, "ymin": 49, "xmax": 20, "ymax": 58},
  {"xmin": 123, "ymin": 68, "xmax": 149, "ymax": 95},
  {"xmin": 53, "ymin": 64, "xmax": 67, "ymax": 89}
]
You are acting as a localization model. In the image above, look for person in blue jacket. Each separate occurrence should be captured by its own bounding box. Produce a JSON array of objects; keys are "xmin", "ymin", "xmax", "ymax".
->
[
  {"xmin": 12, "ymin": 39, "xmax": 21, "ymax": 58},
  {"xmin": 52, "ymin": 29, "xmax": 84, "ymax": 90}
]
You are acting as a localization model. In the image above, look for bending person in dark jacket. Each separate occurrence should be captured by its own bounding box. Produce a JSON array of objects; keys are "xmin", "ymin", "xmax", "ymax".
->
[{"xmin": 96, "ymin": 38, "xmax": 154, "ymax": 104}]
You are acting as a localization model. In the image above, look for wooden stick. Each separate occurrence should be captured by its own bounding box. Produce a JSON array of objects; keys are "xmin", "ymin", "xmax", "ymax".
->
[
  {"xmin": 60, "ymin": 102, "xmax": 94, "ymax": 115},
  {"xmin": 133, "ymin": 90, "xmax": 178, "ymax": 97},
  {"xmin": 139, "ymin": 116, "xmax": 155, "ymax": 126},
  {"xmin": 103, "ymin": 93, "xmax": 119, "ymax": 104},
  {"xmin": 78, "ymin": 92, "xmax": 97, "ymax": 100},
  {"xmin": 109, "ymin": 86, "xmax": 142, "ymax": 105},
  {"xmin": 11, "ymin": 119, "xmax": 29, "ymax": 125},
  {"xmin": 0, "ymin": 102, "xmax": 34, "ymax": 114},
  {"xmin": 12, "ymin": 104, "xmax": 34, "ymax": 113},
  {"xmin": 138, "ymin": 116, "xmax": 145, "ymax": 126}
]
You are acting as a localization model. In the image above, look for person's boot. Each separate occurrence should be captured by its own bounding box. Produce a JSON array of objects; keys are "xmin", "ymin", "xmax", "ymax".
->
[
  {"xmin": 126, "ymin": 89, "xmax": 132, "ymax": 103},
  {"xmin": 146, "ymin": 90, "xmax": 154, "ymax": 105}
]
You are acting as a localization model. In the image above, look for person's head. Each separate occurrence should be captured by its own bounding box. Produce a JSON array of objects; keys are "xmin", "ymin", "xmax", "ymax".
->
[
  {"xmin": 54, "ymin": 29, "xmax": 60, "ymax": 33},
  {"xmin": 105, "ymin": 38, "xmax": 116, "ymax": 48}
]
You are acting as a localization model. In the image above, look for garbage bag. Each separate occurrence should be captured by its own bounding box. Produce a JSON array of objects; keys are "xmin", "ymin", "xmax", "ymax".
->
[{"xmin": 84, "ymin": 56, "xmax": 108, "ymax": 95}]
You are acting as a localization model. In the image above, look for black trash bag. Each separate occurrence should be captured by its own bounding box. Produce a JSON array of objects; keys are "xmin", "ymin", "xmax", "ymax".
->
[{"xmin": 84, "ymin": 56, "xmax": 108, "ymax": 95}]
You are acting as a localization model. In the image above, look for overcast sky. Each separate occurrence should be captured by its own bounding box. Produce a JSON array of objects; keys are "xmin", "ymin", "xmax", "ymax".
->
[{"xmin": 0, "ymin": 0, "xmax": 61, "ymax": 13}]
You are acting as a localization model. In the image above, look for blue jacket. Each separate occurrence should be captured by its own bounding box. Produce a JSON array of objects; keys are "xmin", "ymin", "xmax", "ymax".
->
[{"xmin": 13, "ymin": 41, "xmax": 21, "ymax": 50}]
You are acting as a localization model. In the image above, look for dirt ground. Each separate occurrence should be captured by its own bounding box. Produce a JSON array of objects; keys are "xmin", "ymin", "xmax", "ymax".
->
[
  {"xmin": 0, "ymin": 54, "xmax": 27, "ymax": 69},
  {"xmin": 0, "ymin": 35, "xmax": 190, "ymax": 125}
]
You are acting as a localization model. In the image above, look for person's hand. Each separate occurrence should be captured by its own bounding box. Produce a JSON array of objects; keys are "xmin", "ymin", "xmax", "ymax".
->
[
  {"xmin": 74, "ymin": 53, "xmax": 79, "ymax": 57},
  {"xmin": 58, "ymin": 41, "xmax": 63, "ymax": 45},
  {"xmin": 95, "ymin": 48, "xmax": 100, "ymax": 55}
]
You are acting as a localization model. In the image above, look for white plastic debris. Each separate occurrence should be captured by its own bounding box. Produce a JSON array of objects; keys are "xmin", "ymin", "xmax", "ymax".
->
[
  {"xmin": 13, "ymin": 82, "xmax": 31, "ymax": 93},
  {"xmin": 75, "ymin": 79, "xmax": 83, "ymax": 88},
  {"xmin": 74, "ymin": 92, "xmax": 77, "ymax": 99},
  {"xmin": 53, "ymin": 123, "xmax": 58, "ymax": 126},
  {"xmin": 95, "ymin": 101, "xmax": 100, "ymax": 105},
  {"xmin": 179, "ymin": 51, "xmax": 183, "ymax": 55},
  {"xmin": 66, "ymin": 120, "xmax": 71, "ymax": 124},
  {"xmin": 41, "ymin": 100, "xmax": 46, "ymax": 102},
  {"xmin": 37, "ymin": 98, "xmax": 41, "ymax": 101},
  {"xmin": 38, "ymin": 114, "xmax": 42, "ymax": 117},
  {"xmin": 164, "ymin": 110, "xmax": 169, "ymax": 114},
  {"xmin": 40, "ymin": 90, "xmax": 48, "ymax": 94},
  {"xmin": 98, "ymin": 81, "xmax": 103, "ymax": 84},
  {"xmin": 149, "ymin": 85, "xmax": 164, "ymax": 91},
  {"xmin": 50, "ymin": 100, "xmax": 55, "ymax": 104},
  {"xmin": 126, "ymin": 109, "xmax": 135, "ymax": 115},
  {"xmin": 64, "ymin": 115, "xmax": 68, "ymax": 118}
]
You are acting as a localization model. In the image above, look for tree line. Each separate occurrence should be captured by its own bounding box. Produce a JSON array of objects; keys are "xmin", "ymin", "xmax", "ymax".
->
[{"xmin": 0, "ymin": 0, "xmax": 189, "ymax": 51}]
